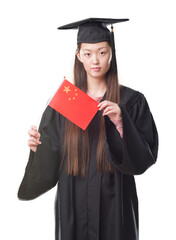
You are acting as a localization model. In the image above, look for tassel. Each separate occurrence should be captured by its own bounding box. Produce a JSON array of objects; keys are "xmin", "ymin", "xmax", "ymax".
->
[{"xmin": 110, "ymin": 25, "xmax": 117, "ymax": 74}]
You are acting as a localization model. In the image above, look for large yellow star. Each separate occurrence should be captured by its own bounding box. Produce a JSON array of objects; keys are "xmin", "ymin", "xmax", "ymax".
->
[{"xmin": 63, "ymin": 86, "xmax": 71, "ymax": 94}]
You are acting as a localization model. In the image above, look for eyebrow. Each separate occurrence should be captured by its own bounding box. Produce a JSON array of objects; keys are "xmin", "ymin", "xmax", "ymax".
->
[{"xmin": 82, "ymin": 47, "xmax": 109, "ymax": 52}]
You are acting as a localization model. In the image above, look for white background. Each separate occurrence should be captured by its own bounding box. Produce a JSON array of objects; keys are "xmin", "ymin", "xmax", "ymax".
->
[{"xmin": 0, "ymin": 0, "xmax": 175, "ymax": 239}]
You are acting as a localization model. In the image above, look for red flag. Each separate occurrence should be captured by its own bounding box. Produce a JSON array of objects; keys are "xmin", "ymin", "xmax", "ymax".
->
[{"xmin": 49, "ymin": 79, "xmax": 99, "ymax": 130}]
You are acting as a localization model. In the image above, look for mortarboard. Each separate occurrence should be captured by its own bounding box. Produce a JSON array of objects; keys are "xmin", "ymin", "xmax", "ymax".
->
[{"xmin": 58, "ymin": 18, "xmax": 129, "ymax": 74}]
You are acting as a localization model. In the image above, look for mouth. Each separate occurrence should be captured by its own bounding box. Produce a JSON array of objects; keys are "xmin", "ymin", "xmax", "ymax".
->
[{"xmin": 92, "ymin": 67, "xmax": 101, "ymax": 72}]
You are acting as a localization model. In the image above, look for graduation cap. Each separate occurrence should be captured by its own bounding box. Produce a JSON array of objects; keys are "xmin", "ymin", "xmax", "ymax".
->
[{"xmin": 58, "ymin": 18, "xmax": 129, "ymax": 74}]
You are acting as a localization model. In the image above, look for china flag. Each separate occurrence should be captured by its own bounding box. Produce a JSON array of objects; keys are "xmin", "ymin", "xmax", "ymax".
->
[{"xmin": 49, "ymin": 79, "xmax": 99, "ymax": 130}]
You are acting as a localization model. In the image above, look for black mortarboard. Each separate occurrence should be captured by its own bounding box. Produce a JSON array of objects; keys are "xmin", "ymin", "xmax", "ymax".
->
[{"xmin": 58, "ymin": 18, "xmax": 129, "ymax": 74}]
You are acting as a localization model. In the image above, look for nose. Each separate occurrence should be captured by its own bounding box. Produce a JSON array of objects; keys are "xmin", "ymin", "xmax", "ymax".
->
[{"xmin": 92, "ymin": 54, "xmax": 99, "ymax": 65}]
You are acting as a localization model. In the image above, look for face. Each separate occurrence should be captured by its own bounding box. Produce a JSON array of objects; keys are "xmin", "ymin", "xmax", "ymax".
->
[{"xmin": 76, "ymin": 41, "xmax": 112, "ymax": 80}]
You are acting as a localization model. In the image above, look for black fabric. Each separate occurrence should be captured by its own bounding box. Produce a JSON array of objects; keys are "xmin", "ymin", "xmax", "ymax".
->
[
  {"xmin": 58, "ymin": 18, "xmax": 129, "ymax": 29},
  {"xmin": 58, "ymin": 18, "xmax": 129, "ymax": 44},
  {"xmin": 18, "ymin": 85, "xmax": 158, "ymax": 240},
  {"xmin": 18, "ymin": 107, "xmax": 61, "ymax": 200}
]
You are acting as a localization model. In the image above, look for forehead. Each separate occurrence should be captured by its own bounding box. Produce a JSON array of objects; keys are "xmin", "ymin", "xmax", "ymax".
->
[{"xmin": 80, "ymin": 41, "xmax": 110, "ymax": 51}]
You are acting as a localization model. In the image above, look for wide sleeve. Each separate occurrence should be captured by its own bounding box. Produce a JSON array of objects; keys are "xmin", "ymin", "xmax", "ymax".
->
[
  {"xmin": 18, "ymin": 106, "xmax": 61, "ymax": 200},
  {"xmin": 105, "ymin": 92, "xmax": 158, "ymax": 175}
]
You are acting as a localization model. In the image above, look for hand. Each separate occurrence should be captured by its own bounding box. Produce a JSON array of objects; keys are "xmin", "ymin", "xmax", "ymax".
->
[
  {"xmin": 98, "ymin": 100, "xmax": 122, "ymax": 123},
  {"xmin": 28, "ymin": 125, "xmax": 41, "ymax": 152}
]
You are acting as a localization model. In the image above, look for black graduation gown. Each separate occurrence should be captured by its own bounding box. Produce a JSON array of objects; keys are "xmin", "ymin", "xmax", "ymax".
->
[{"xmin": 18, "ymin": 85, "xmax": 158, "ymax": 240}]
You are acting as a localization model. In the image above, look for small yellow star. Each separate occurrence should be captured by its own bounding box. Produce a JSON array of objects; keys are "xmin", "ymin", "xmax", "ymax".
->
[
  {"xmin": 63, "ymin": 86, "xmax": 71, "ymax": 94},
  {"xmin": 73, "ymin": 97, "xmax": 75, "ymax": 100}
]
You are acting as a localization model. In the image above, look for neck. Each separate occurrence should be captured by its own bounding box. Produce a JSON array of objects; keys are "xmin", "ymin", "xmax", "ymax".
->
[{"xmin": 87, "ymin": 76, "xmax": 106, "ymax": 98}]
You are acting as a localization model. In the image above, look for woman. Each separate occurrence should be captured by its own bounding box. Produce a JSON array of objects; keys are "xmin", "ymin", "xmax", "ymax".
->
[{"xmin": 18, "ymin": 18, "xmax": 158, "ymax": 240}]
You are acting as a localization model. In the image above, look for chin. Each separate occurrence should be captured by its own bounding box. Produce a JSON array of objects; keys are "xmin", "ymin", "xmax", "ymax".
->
[{"xmin": 90, "ymin": 72, "xmax": 106, "ymax": 79}]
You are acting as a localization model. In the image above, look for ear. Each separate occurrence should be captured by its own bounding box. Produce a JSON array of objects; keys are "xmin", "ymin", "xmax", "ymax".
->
[{"xmin": 76, "ymin": 50, "xmax": 83, "ymax": 63}]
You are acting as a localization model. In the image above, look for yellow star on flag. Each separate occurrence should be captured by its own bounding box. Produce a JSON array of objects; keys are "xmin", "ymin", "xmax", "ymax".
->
[{"xmin": 63, "ymin": 86, "xmax": 71, "ymax": 94}]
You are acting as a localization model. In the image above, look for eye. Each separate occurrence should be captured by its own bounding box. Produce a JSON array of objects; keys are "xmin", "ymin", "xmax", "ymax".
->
[
  {"xmin": 84, "ymin": 53, "xmax": 91, "ymax": 57},
  {"xmin": 100, "ymin": 51, "xmax": 105, "ymax": 56}
]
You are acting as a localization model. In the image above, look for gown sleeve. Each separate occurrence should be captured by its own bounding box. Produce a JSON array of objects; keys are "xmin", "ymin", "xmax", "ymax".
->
[
  {"xmin": 18, "ymin": 106, "xmax": 61, "ymax": 200},
  {"xmin": 105, "ymin": 91, "xmax": 158, "ymax": 175}
]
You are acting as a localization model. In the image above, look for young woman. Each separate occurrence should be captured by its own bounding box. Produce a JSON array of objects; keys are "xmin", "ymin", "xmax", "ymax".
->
[{"xmin": 18, "ymin": 18, "xmax": 158, "ymax": 240}]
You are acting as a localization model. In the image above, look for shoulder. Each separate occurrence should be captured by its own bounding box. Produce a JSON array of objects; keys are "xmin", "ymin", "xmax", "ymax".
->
[
  {"xmin": 119, "ymin": 85, "xmax": 152, "ymax": 123},
  {"xmin": 120, "ymin": 85, "xmax": 145, "ymax": 108},
  {"xmin": 39, "ymin": 105, "xmax": 63, "ymax": 128},
  {"xmin": 42, "ymin": 105, "xmax": 60, "ymax": 118}
]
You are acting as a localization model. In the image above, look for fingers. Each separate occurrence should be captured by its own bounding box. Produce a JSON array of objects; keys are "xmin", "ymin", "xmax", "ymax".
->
[
  {"xmin": 28, "ymin": 137, "xmax": 41, "ymax": 153},
  {"xmin": 98, "ymin": 100, "xmax": 112, "ymax": 111},
  {"xmin": 98, "ymin": 101, "xmax": 118, "ymax": 114},
  {"xmin": 98, "ymin": 100, "xmax": 121, "ymax": 119},
  {"xmin": 27, "ymin": 125, "xmax": 42, "ymax": 152},
  {"xmin": 98, "ymin": 100, "xmax": 118, "ymax": 110},
  {"xmin": 103, "ymin": 108, "xmax": 116, "ymax": 116},
  {"xmin": 28, "ymin": 126, "xmax": 40, "ymax": 139},
  {"xmin": 28, "ymin": 137, "xmax": 41, "ymax": 145},
  {"xmin": 28, "ymin": 129, "xmax": 40, "ymax": 139},
  {"xmin": 28, "ymin": 138, "xmax": 41, "ymax": 148},
  {"xmin": 31, "ymin": 125, "xmax": 37, "ymax": 131}
]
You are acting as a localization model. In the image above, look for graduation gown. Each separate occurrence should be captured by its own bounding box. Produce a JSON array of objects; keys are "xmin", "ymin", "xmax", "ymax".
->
[{"xmin": 18, "ymin": 85, "xmax": 158, "ymax": 240}]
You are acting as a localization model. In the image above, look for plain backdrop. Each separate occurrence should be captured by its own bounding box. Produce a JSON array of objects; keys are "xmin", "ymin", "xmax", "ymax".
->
[{"xmin": 0, "ymin": 0, "xmax": 175, "ymax": 239}]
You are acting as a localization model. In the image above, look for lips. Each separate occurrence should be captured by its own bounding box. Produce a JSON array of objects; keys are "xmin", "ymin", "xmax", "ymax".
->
[{"xmin": 92, "ymin": 67, "xmax": 101, "ymax": 71}]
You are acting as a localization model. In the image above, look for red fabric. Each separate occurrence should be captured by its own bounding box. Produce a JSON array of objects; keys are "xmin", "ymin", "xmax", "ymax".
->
[{"xmin": 49, "ymin": 79, "xmax": 99, "ymax": 130}]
